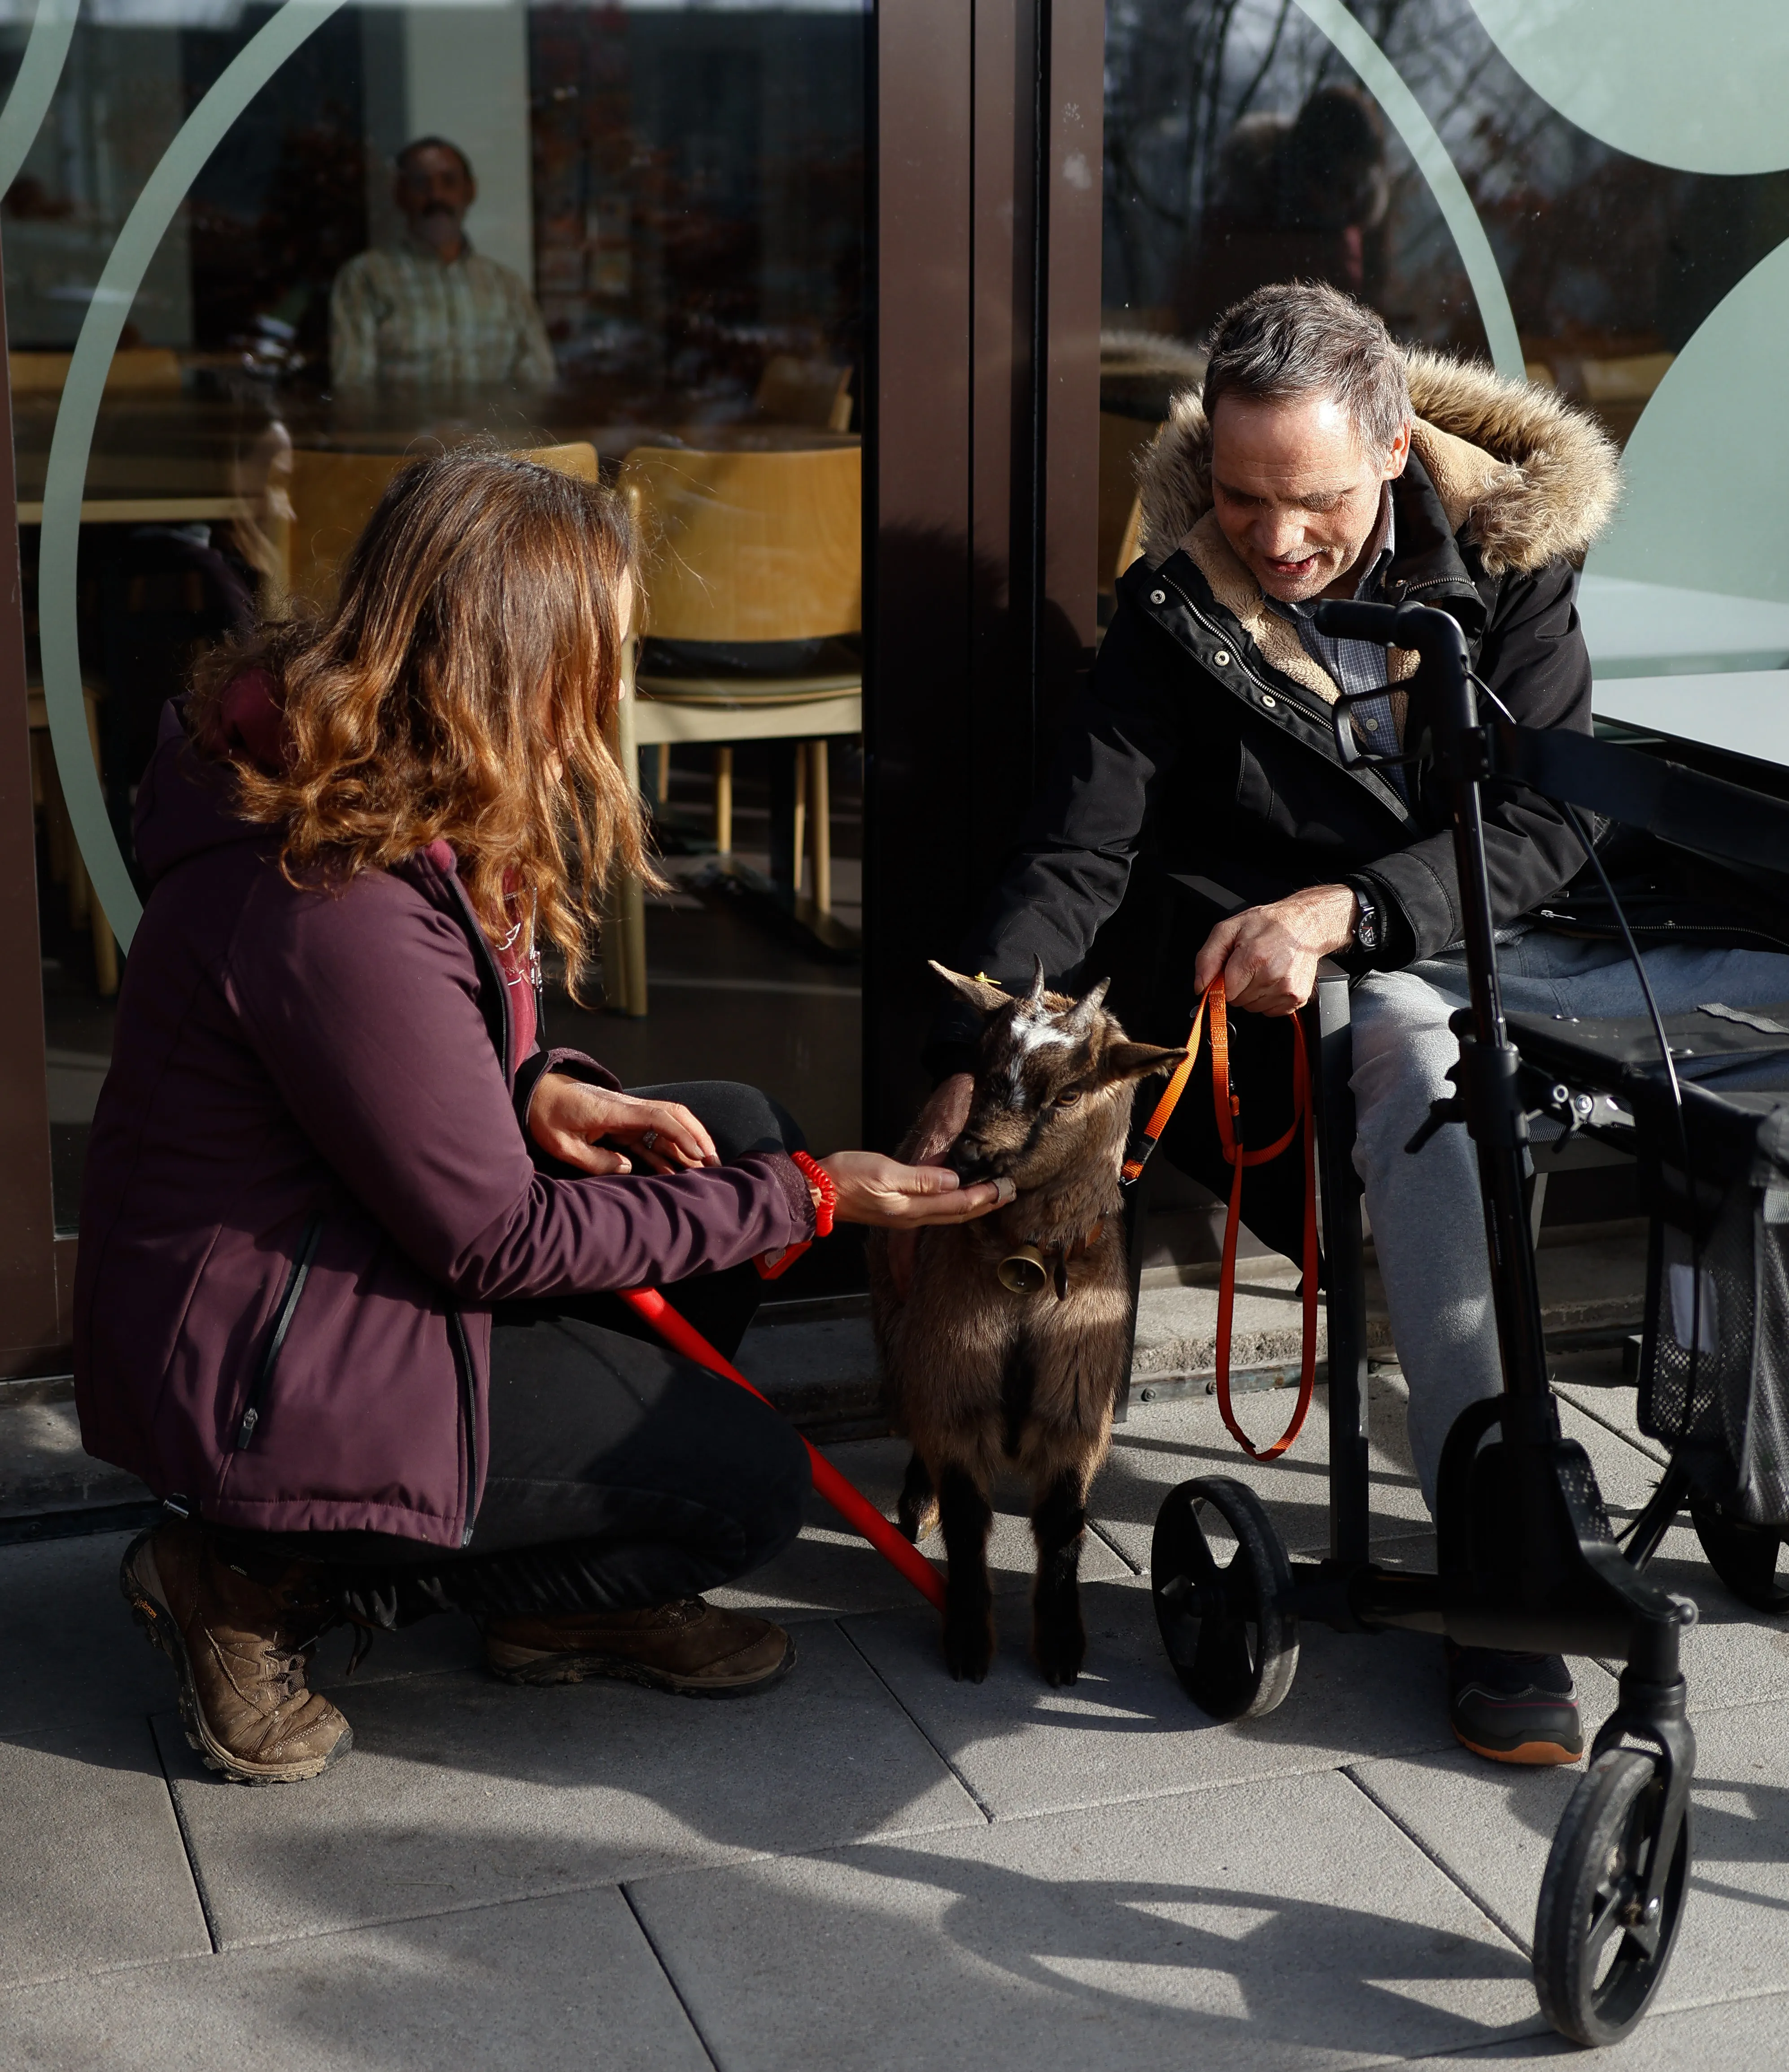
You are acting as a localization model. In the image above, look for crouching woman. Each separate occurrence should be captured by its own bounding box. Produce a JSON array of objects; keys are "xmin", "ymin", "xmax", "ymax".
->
[{"xmin": 76, "ymin": 449, "xmax": 1003, "ymax": 1784}]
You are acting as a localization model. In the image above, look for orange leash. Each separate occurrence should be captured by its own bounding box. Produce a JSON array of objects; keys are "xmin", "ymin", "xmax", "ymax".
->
[{"xmin": 1123, "ymin": 979, "xmax": 1319, "ymax": 1461}]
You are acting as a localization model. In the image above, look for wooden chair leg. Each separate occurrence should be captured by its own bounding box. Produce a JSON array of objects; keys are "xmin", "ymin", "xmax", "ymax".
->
[
  {"xmin": 791, "ymin": 743, "xmax": 808, "ymax": 898},
  {"xmin": 714, "ymin": 746, "xmax": 733, "ymax": 855},
  {"xmin": 655, "ymin": 743, "xmax": 671, "ymax": 804},
  {"xmin": 809, "ymin": 737, "xmax": 831, "ymax": 914}
]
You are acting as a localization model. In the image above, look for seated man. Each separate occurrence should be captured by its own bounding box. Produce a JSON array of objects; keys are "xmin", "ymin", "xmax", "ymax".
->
[
  {"xmin": 916, "ymin": 280, "xmax": 1789, "ymax": 1766},
  {"xmin": 331, "ymin": 136, "xmax": 556, "ymax": 391}
]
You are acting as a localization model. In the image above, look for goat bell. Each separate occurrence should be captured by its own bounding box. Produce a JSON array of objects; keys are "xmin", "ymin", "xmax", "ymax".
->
[{"xmin": 998, "ymin": 1243, "xmax": 1050, "ymax": 1296}]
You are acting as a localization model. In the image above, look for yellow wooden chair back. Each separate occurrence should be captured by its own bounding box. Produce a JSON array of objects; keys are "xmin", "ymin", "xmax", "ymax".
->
[
  {"xmin": 9, "ymin": 348, "xmax": 183, "ymax": 395},
  {"xmin": 754, "ymin": 355, "xmax": 853, "ymax": 432},
  {"xmin": 618, "ymin": 444, "xmax": 861, "ymax": 645},
  {"xmin": 285, "ymin": 441, "xmax": 600, "ymax": 608}
]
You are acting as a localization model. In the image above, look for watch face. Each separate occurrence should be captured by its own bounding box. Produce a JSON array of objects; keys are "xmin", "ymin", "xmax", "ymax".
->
[{"xmin": 1356, "ymin": 908, "xmax": 1381, "ymax": 952}]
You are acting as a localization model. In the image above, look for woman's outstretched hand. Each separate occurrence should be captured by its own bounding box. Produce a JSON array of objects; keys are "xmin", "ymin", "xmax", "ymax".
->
[
  {"xmin": 528, "ymin": 1077, "xmax": 720, "ymax": 1176},
  {"xmin": 816, "ymin": 1150, "xmax": 1012, "ymax": 1228}
]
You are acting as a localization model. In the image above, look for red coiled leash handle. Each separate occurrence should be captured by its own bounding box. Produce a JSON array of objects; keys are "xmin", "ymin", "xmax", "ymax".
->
[
  {"xmin": 618, "ymin": 1285, "xmax": 948, "ymax": 1611},
  {"xmin": 1121, "ymin": 978, "xmax": 1318, "ymax": 1461}
]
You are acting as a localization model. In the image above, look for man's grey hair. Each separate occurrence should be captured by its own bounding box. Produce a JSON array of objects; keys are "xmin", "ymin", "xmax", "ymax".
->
[{"xmin": 1202, "ymin": 281, "xmax": 1411, "ymax": 458}]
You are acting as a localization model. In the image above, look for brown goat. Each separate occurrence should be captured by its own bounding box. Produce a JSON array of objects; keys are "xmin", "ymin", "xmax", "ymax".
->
[{"xmin": 867, "ymin": 960, "xmax": 1184, "ymax": 1684}]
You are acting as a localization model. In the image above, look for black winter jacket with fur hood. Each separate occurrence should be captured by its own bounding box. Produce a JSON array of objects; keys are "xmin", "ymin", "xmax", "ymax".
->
[{"xmin": 928, "ymin": 354, "xmax": 1633, "ymax": 1077}]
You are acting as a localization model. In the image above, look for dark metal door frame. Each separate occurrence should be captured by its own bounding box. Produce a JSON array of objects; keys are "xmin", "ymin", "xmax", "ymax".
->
[{"xmin": 864, "ymin": 0, "xmax": 1103, "ymax": 1148}]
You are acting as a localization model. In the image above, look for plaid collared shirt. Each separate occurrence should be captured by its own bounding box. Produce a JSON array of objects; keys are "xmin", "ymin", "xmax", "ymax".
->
[
  {"xmin": 1265, "ymin": 487, "xmax": 1406, "ymax": 798},
  {"xmin": 330, "ymin": 237, "xmax": 558, "ymax": 390}
]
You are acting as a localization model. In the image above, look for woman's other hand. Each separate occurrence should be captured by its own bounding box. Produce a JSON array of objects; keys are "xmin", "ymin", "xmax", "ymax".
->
[
  {"xmin": 528, "ymin": 1078, "xmax": 720, "ymax": 1176},
  {"xmin": 816, "ymin": 1150, "xmax": 1011, "ymax": 1228}
]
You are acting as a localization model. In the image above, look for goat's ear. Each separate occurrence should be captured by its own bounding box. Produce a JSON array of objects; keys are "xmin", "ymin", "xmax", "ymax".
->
[
  {"xmin": 1098, "ymin": 1041, "xmax": 1188, "ymax": 1086},
  {"xmin": 928, "ymin": 961, "xmax": 1012, "ymax": 1016}
]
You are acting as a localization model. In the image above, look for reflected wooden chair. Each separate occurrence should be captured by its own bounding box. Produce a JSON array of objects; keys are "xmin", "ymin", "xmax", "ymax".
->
[
  {"xmin": 611, "ymin": 442, "xmax": 863, "ymax": 1016},
  {"xmin": 277, "ymin": 440, "xmax": 600, "ymax": 610},
  {"xmin": 9, "ymin": 348, "xmax": 183, "ymax": 397},
  {"xmin": 754, "ymin": 355, "xmax": 853, "ymax": 432},
  {"xmin": 27, "ymin": 685, "xmax": 118, "ymax": 996}
]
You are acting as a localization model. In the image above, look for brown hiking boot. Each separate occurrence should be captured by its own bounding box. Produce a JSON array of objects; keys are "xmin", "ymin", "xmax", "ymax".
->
[
  {"xmin": 120, "ymin": 1520, "xmax": 352, "ymax": 1784},
  {"xmin": 482, "ymin": 1598, "xmax": 795, "ymax": 1697}
]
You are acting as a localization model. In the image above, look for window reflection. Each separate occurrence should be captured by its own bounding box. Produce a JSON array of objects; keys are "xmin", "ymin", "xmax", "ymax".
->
[
  {"xmin": 4, "ymin": 0, "xmax": 868, "ymax": 1241},
  {"xmin": 1100, "ymin": 0, "xmax": 1789, "ymax": 605}
]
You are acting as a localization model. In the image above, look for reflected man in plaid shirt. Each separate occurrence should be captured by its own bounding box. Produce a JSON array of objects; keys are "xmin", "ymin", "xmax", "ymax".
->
[{"xmin": 331, "ymin": 137, "xmax": 556, "ymax": 392}]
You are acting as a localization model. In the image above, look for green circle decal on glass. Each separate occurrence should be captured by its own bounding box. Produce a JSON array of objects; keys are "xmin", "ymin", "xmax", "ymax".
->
[
  {"xmin": 1588, "ymin": 235, "xmax": 1789, "ymax": 605},
  {"xmin": 1470, "ymin": 0, "xmax": 1789, "ymax": 175}
]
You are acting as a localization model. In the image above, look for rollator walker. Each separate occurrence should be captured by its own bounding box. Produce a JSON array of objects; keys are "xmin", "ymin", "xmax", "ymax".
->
[{"xmin": 1146, "ymin": 597, "xmax": 1789, "ymax": 2047}]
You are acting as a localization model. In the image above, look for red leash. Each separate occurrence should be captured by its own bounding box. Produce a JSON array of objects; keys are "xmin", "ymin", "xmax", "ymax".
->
[
  {"xmin": 1121, "ymin": 978, "xmax": 1318, "ymax": 1461},
  {"xmin": 618, "ymin": 1285, "xmax": 948, "ymax": 1611}
]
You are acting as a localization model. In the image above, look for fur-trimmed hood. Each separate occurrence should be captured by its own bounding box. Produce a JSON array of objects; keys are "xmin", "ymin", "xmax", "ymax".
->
[{"xmin": 1135, "ymin": 349, "xmax": 1620, "ymax": 579}]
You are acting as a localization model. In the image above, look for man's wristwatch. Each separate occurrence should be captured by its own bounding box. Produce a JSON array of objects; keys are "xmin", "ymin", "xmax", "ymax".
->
[{"xmin": 1346, "ymin": 881, "xmax": 1384, "ymax": 956}]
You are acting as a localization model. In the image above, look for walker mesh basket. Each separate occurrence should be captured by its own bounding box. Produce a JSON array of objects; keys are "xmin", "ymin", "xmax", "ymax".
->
[{"xmin": 1637, "ymin": 1103, "xmax": 1789, "ymax": 1528}]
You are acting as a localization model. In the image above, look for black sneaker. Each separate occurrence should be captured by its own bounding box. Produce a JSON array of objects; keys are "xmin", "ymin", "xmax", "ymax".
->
[{"xmin": 1445, "ymin": 1644, "xmax": 1582, "ymax": 1765}]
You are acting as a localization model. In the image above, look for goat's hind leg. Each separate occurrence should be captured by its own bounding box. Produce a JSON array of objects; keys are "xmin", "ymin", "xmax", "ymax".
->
[
  {"xmin": 896, "ymin": 1452, "xmax": 938, "ymax": 1543},
  {"xmin": 936, "ymin": 1462, "xmax": 996, "ymax": 1682},
  {"xmin": 1030, "ymin": 1465, "xmax": 1090, "ymax": 1686}
]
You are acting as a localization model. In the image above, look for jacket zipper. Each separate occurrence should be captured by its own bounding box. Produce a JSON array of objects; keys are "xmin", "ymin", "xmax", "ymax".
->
[
  {"xmin": 1168, "ymin": 592, "xmax": 1418, "ymax": 827},
  {"xmin": 235, "ymin": 1215, "xmax": 323, "ymax": 1450},
  {"xmin": 448, "ymin": 1308, "xmax": 479, "ymax": 1545}
]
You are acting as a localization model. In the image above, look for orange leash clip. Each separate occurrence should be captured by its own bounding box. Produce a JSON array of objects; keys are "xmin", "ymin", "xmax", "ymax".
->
[{"xmin": 1122, "ymin": 979, "xmax": 1319, "ymax": 1462}]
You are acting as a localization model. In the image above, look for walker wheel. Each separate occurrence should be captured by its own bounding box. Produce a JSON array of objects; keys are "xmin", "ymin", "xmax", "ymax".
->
[
  {"xmin": 1689, "ymin": 1494, "xmax": 1789, "ymax": 1614},
  {"xmin": 1151, "ymin": 1476, "xmax": 1297, "ymax": 1722},
  {"xmin": 1534, "ymin": 1747, "xmax": 1689, "ymax": 2048}
]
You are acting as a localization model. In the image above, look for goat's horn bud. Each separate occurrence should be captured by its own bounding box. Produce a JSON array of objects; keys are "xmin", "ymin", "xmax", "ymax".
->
[
  {"xmin": 1025, "ymin": 955, "xmax": 1047, "ymax": 1009},
  {"xmin": 1065, "ymin": 976, "xmax": 1110, "ymax": 1034}
]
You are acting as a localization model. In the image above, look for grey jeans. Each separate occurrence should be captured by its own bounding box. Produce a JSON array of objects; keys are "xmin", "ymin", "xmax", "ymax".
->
[{"xmin": 1350, "ymin": 932, "xmax": 1789, "ymax": 1508}]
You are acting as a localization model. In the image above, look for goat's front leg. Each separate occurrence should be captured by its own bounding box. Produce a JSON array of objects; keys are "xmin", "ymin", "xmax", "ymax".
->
[
  {"xmin": 1030, "ymin": 1466, "xmax": 1089, "ymax": 1686},
  {"xmin": 896, "ymin": 1451, "xmax": 938, "ymax": 1543},
  {"xmin": 936, "ymin": 1462, "xmax": 995, "ymax": 1682}
]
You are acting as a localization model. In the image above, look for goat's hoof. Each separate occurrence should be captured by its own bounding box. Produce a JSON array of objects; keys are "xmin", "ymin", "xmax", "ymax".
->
[
  {"xmin": 1034, "ymin": 1624, "xmax": 1086, "ymax": 1688},
  {"xmin": 942, "ymin": 1621, "xmax": 994, "ymax": 1684},
  {"xmin": 897, "ymin": 1501, "xmax": 939, "ymax": 1545}
]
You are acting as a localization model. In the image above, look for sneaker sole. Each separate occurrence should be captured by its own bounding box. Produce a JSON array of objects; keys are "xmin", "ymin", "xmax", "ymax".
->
[
  {"xmin": 484, "ymin": 1632, "xmax": 797, "ymax": 1698},
  {"xmin": 119, "ymin": 1529, "xmax": 353, "ymax": 1787},
  {"xmin": 1453, "ymin": 1725, "xmax": 1583, "ymax": 1767}
]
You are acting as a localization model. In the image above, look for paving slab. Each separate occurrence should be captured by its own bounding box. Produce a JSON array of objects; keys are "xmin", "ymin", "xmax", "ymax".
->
[
  {"xmin": 1623, "ymin": 1524, "xmax": 1789, "ymax": 1711},
  {"xmin": 0, "ymin": 1885, "xmax": 708, "ymax": 2072},
  {"xmin": 627, "ymin": 1767, "xmax": 1543, "ymax": 2071},
  {"xmin": 0, "ymin": 1398, "xmax": 151, "ymax": 1520},
  {"xmin": 713, "ymin": 1434, "xmax": 1129, "ymax": 1624},
  {"xmin": 0, "ymin": 1718, "xmax": 209, "ymax": 1990},
  {"xmin": 0, "ymin": 1529, "xmax": 170, "ymax": 1736},
  {"xmin": 1093, "ymin": 1368, "xmax": 1426, "ymax": 1570},
  {"xmin": 156, "ymin": 1618, "xmax": 979, "ymax": 1949},
  {"xmin": 842, "ymin": 1569, "xmax": 1522, "ymax": 1821},
  {"xmin": 1402, "ymin": 1983, "xmax": 1789, "ymax": 2067},
  {"xmin": 1357, "ymin": 1698, "xmax": 1789, "ymax": 2016}
]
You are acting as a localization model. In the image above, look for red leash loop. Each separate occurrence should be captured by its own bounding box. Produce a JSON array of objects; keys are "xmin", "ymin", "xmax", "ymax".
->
[
  {"xmin": 617, "ymin": 1285, "xmax": 948, "ymax": 1611},
  {"xmin": 1125, "ymin": 978, "xmax": 1319, "ymax": 1461}
]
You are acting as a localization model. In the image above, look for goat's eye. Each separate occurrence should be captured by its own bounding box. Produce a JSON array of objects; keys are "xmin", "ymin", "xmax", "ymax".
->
[{"xmin": 1055, "ymin": 1089, "xmax": 1083, "ymax": 1108}]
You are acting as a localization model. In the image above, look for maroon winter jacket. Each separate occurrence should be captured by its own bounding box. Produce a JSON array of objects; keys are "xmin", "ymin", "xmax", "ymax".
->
[{"xmin": 74, "ymin": 704, "xmax": 814, "ymax": 1546}]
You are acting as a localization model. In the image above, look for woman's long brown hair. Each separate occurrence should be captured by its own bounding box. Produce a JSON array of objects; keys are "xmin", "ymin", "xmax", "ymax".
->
[{"xmin": 188, "ymin": 447, "xmax": 659, "ymax": 991}]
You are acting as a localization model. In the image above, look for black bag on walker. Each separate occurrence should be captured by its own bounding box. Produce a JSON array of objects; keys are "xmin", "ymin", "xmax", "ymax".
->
[{"xmin": 1639, "ymin": 1103, "xmax": 1789, "ymax": 1527}]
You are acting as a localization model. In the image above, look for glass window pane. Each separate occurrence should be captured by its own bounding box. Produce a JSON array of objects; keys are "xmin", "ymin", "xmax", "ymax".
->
[
  {"xmin": 9, "ymin": 0, "xmax": 866, "ymax": 1273},
  {"xmin": 1100, "ymin": 0, "xmax": 1789, "ymax": 747}
]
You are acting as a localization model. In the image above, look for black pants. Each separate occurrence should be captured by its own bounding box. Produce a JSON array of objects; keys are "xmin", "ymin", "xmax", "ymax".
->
[{"xmin": 236, "ymin": 1082, "xmax": 813, "ymax": 1627}]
